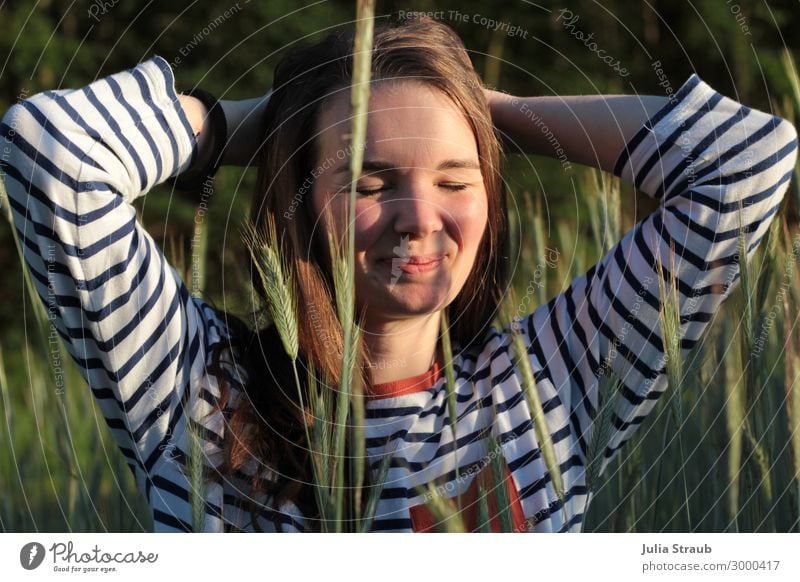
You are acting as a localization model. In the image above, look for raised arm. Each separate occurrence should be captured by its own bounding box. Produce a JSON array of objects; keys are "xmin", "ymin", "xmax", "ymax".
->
[
  {"xmin": 0, "ymin": 56, "xmax": 222, "ymax": 509},
  {"xmin": 509, "ymin": 75, "xmax": 798, "ymax": 478},
  {"xmin": 485, "ymin": 88, "xmax": 669, "ymax": 172}
]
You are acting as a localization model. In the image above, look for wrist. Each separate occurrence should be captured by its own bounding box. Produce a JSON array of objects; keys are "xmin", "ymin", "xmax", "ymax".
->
[
  {"xmin": 220, "ymin": 93, "xmax": 271, "ymax": 167},
  {"xmin": 483, "ymin": 88, "xmax": 520, "ymax": 154},
  {"xmin": 168, "ymin": 89, "xmax": 227, "ymax": 191}
]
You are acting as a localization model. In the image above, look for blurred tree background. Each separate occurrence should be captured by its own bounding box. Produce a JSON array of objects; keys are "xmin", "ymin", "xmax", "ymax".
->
[{"xmin": 1, "ymin": 0, "xmax": 799, "ymax": 531}]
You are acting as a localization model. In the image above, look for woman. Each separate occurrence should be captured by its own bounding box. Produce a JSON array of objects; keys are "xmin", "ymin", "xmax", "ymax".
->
[{"xmin": 1, "ymin": 16, "xmax": 796, "ymax": 532}]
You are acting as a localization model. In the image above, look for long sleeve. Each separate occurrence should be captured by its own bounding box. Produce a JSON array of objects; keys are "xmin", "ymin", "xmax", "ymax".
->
[
  {"xmin": 0, "ymin": 56, "xmax": 214, "ymax": 504},
  {"xmin": 518, "ymin": 74, "xmax": 799, "ymax": 471}
]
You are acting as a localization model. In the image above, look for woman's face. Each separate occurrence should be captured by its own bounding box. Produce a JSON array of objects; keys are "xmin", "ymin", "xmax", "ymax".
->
[{"xmin": 310, "ymin": 80, "xmax": 488, "ymax": 327}]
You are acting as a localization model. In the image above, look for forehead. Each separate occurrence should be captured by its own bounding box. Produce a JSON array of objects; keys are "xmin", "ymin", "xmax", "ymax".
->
[{"xmin": 314, "ymin": 80, "xmax": 479, "ymax": 162}]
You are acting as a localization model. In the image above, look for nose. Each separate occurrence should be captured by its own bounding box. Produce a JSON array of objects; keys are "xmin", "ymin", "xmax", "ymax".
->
[{"xmin": 391, "ymin": 179, "xmax": 444, "ymax": 238}]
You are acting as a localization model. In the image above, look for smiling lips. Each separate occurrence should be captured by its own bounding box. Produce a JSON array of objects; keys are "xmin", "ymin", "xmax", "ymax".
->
[{"xmin": 379, "ymin": 253, "xmax": 447, "ymax": 274}]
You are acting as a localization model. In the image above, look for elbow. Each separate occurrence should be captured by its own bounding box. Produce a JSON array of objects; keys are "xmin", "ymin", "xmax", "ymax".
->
[
  {"xmin": 775, "ymin": 116, "xmax": 799, "ymax": 169},
  {"xmin": 1, "ymin": 102, "xmax": 27, "ymax": 172},
  {"xmin": 1, "ymin": 94, "xmax": 51, "ymax": 174}
]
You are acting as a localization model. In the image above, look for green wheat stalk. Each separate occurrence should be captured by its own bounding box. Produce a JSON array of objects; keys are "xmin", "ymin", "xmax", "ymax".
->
[
  {"xmin": 487, "ymin": 430, "xmax": 515, "ymax": 532},
  {"xmin": 506, "ymin": 315, "xmax": 566, "ymax": 508},
  {"xmin": 653, "ymin": 237, "xmax": 692, "ymax": 529},
  {"xmin": 780, "ymin": 49, "xmax": 800, "ymax": 216},
  {"xmin": 319, "ymin": 0, "xmax": 375, "ymax": 532},
  {"xmin": 350, "ymin": 333, "xmax": 366, "ymax": 526},
  {"xmin": 0, "ymin": 175, "xmax": 50, "ymax": 336},
  {"xmin": 241, "ymin": 215, "xmax": 331, "ymax": 527},
  {"xmin": 440, "ymin": 308, "xmax": 461, "ymax": 513},
  {"xmin": 723, "ymin": 316, "xmax": 745, "ymax": 530},
  {"xmin": 187, "ymin": 420, "xmax": 206, "ymax": 532},
  {"xmin": 358, "ymin": 451, "xmax": 393, "ymax": 533},
  {"xmin": 733, "ymin": 203, "xmax": 774, "ymax": 520},
  {"xmin": 476, "ymin": 482, "xmax": 492, "ymax": 532},
  {"xmin": 582, "ymin": 370, "xmax": 621, "ymax": 531},
  {"xmin": 419, "ymin": 481, "xmax": 466, "ymax": 532}
]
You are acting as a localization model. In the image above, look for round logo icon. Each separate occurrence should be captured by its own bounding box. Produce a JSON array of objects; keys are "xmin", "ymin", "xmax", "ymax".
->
[{"xmin": 20, "ymin": 542, "xmax": 46, "ymax": 570}]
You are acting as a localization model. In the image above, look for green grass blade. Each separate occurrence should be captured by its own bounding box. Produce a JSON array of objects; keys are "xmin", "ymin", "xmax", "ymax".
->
[
  {"xmin": 487, "ymin": 431, "xmax": 514, "ymax": 532},
  {"xmin": 508, "ymin": 322, "xmax": 565, "ymax": 506},
  {"xmin": 359, "ymin": 451, "xmax": 393, "ymax": 533},
  {"xmin": 440, "ymin": 308, "xmax": 461, "ymax": 512}
]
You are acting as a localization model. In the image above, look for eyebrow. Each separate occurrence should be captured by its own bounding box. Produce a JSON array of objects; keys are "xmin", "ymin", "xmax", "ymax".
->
[{"xmin": 332, "ymin": 158, "xmax": 481, "ymax": 175}]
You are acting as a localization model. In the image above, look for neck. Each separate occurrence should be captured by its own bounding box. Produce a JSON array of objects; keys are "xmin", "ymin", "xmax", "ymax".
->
[{"xmin": 362, "ymin": 311, "xmax": 441, "ymax": 385}]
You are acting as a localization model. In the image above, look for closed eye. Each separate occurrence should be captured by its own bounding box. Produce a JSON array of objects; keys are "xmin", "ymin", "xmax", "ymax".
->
[
  {"xmin": 353, "ymin": 182, "xmax": 471, "ymax": 196},
  {"xmin": 356, "ymin": 185, "xmax": 390, "ymax": 196},
  {"xmin": 440, "ymin": 183, "xmax": 467, "ymax": 191}
]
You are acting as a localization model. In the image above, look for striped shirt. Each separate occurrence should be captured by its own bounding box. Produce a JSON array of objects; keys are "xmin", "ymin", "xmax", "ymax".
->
[{"xmin": 1, "ymin": 55, "xmax": 797, "ymax": 532}]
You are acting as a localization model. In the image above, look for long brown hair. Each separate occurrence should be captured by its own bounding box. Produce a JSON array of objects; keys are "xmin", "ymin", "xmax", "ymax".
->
[{"xmin": 207, "ymin": 15, "xmax": 510, "ymax": 530}]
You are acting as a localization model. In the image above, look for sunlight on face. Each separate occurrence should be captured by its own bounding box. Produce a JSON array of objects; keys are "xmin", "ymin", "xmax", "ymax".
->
[{"xmin": 311, "ymin": 81, "xmax": 488, "ymax": 328}]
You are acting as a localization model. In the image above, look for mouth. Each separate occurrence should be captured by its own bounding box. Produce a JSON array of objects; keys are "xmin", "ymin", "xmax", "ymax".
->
[{"xmin": 377, "ymin": 253, "xmax": 447, "ymax": 275}]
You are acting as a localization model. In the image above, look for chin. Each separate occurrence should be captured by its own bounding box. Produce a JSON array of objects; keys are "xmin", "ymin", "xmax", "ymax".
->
[{"xmin": 374, "ymin": 289, "xmax": 453, "ymax": 316}]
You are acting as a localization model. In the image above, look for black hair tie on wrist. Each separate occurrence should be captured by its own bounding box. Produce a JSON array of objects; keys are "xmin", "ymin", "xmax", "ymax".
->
[{"xmin": 167, "ymin": 87, "xmax": 228, "ymax": 192}]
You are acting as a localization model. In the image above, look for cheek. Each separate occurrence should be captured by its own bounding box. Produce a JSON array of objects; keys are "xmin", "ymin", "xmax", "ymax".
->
[
  {"xmin": 312, "ymin": 187, "xmax": 352, "ymax": 242},
  {"xmin": 352, "ymin": 201, "xmax": 384, "ymax": 251},
  {"xmin": 450, "ymin": 195, "xmax": 488, "ymax": 253}
]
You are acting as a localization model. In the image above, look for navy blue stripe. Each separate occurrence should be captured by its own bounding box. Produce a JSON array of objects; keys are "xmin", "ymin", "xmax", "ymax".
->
[
  {"xmin": 1, "ymin": 162, "xmax": 121, "ymax": 227},
  {"xmin": 129, "ymin": 68, "xmax": 177, "ymax": 178},
  {"xmin": 16, "ymin": 100, "xmax": 108, "ymax": 171},
  {"xmin": 634, "ymin": 92, "xmax": 726, "ymax": 194},
  {"xmin": 563, "ymin": 280, "xmax": 602, "ymax": 388},
  {"xmin": 612, "ymin": 75, "xmax": 702, "ymax": 177},
  {"xmin": 0, "ymin": 122, "xmax": 122, "ymax": 197},
  {"xmin": 107, "ymin": 75, "xmax": 163, "ymax": 179},
  {"xmin": 150, "ymin": 55, "xmax": 198, "ymax": 170},
  {"xmin": 369, "ymin": 518, "xmax": 413, "ymax": 531},
  {"xmin": 518, "ymin": 455, "xmax": 583, "ymax": 500},
  {"xmin": 64, "ymin": 260, "xmax": 167, "ymax": 348},
  {"xmin": 665, "ymin": 197, "xmax": 781, "ymax": 245},
  {"xmin": 152, "ymin": 474, "xmax": 224, "ymax": 520},
  {"xmin": 665, "ymin": 116, "xmax": 784, "ymax": 200},
  {"xmin": 85, "ymin": 84, "xmax": 148, "ymax": 191},
  {"xmin": 675, "ymin": 169, "xmax": 793, "ymax": 214},
  {"xmin": 153, "ymin": 508, "xmax": 193, "ymax": 532},
  {"xmin": 654, "ymin": 103, "xmax": 747, "ymax": 199}
]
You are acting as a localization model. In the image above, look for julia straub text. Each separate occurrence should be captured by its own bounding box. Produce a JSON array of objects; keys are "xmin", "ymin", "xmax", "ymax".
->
[{"xmin": 641, "ymin": 543, "xmax": 712, "ymax": 555}]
